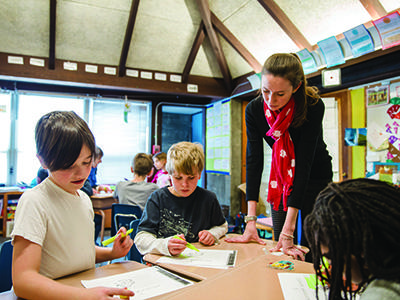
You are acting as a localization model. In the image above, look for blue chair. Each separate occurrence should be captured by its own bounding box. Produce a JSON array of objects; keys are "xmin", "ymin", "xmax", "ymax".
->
[
  {"xmin": 0, "ymin": 240, "xmax": 13, "ymax": 292},
  {"xmin": 94, "ymin": 213, "xmax": 103, "ymax": 245},
  {"xmin": 111, "ymin": 203, "xmax": 142, "ymax": 237},
  {"xmin": 128, "ymin": 219, "xmax": 143, "ymax": 263}
]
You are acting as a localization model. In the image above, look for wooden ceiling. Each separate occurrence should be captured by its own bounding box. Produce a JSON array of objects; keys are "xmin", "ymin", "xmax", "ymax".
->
[{"xmin": 0, "ymin": 0, "xmax": 399, "ymax": 100}]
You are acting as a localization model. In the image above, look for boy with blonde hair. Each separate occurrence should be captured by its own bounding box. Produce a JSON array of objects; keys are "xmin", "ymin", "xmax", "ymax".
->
[{"xmin": 135, "ymin": 142, "xmax": 228, "ymax": 256}]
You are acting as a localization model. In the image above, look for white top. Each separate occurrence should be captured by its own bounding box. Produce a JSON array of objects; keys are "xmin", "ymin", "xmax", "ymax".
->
[{"xmin": 11, "ymin": 178, "xmax": 96, "ymax": 279}]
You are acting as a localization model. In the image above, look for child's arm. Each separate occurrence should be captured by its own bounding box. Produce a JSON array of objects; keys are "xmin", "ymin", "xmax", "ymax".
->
[
  {"xmin": 95, "ymin": 227, "xmax": 133, "ymax": 263},
  {"xmin": 12, "ymin": 236, "xmax": 134, "ymax": 300},
  {"xmin": 134, "ymin": 231, "xmax": 175, "ymax": 256},
  {"xmin": 198, "ymin": 221, "xmax": 228, "ymax": 245}
]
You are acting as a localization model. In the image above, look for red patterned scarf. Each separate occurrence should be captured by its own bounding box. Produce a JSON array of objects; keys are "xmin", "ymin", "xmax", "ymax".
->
[{"xmin": 263, "ymin": 97, "xmax": 295, "ymax": 211}]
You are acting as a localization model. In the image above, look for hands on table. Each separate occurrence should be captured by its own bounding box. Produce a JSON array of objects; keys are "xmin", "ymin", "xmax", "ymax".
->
[{"xmin": 225, "ymin": 222, "xmax": 306, "ymax": 261}]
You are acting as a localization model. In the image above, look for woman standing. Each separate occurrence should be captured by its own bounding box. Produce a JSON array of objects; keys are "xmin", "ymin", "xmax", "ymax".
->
[{"xmin": 226, "ymin": 53, "xmax": 332, "ymax": 261}]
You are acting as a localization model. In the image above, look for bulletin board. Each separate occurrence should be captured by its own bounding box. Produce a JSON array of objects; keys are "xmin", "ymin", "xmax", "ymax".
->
[
  {"xmin": 205, "ymin": 99, "xmax": 230, "ymax": 174},
  {"xmin": 366, "ymin": 81, "xmax": 400, "ymax": 175}
]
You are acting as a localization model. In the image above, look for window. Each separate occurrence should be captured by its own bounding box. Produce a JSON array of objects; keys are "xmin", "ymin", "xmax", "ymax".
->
[
  {"xmin": 89, "ymin": 99, "xmax": 151, "ymax": 184},
  {"xmin": 0, "ymin": 92, "xmax": 11, "ymax": 185},
  {"xmin": 16, "ymin": 93, "xmax": 84, "ymax": 185},
  {"xmin": 3, "ymin": 91, "xmax": 151, "ymax": 187}
]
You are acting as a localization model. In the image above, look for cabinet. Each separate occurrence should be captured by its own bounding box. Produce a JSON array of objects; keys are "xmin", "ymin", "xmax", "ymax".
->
[{"xmin": 0, "ymin": 190, "xmax": 24, "ymax": 237}]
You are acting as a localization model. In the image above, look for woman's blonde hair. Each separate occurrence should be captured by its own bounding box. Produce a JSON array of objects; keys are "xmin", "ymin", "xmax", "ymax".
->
[{"xmin": 166, "ymin": 142, "xmax": 204, "ymax": 175}]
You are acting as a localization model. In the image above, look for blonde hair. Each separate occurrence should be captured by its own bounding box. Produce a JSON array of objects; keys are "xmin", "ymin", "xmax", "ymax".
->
[{"xmin": 166, "ymin": 142, "xmax": 204, "ymax": 175}]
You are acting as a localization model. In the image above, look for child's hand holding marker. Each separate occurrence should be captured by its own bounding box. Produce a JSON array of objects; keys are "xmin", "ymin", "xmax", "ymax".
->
[
  {"xmin": 168, "ymin": 234, "xmax": 198, "ymax": 256},
  {"xmin": 102, "ymin": 228, "xmax": 133, "ymax": 246},
  {"xmin": 119, "ymin": 287, "xmax": 134, "ymax": 299},
  {"xmin": 101, "ymin": 227, "xmax": 134, "ymax": 260}
]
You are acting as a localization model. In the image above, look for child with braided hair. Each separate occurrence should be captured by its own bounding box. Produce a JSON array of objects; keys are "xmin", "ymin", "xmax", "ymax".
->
[{"xmin": 304, "ymin": 178, "xmax": 400, "ymax": 300}]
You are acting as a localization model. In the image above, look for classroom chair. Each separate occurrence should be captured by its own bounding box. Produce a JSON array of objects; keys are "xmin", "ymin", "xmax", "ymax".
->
[
  {"xmin": 111, "ymin": 203, "xmax": 142, "ymax": 238},
  {"xmin": 0, "ymin": 240, "xmax": 13, "ymax": 292},
  {"xmin": 94, "ymin": 213, "xmax": 103, "ymax": 246},
  {"xmin": 128, "ymin": 219, "xmax": 143, "ymax": 263}
]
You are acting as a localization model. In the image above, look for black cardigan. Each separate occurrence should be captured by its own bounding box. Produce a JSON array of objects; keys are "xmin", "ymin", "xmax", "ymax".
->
[{"xmin": 245, "ymin": 96, "xmax": 332, "ymax": 209}]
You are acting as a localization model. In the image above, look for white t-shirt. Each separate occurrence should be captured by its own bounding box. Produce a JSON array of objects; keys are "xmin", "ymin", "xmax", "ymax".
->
[{"xmin": 11, "ymin": 178, "xmax": 96, "ymax": 279}]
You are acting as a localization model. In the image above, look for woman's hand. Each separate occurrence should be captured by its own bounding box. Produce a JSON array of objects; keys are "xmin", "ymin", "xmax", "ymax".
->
[
  {"xmin": 270, "ymin": 234, "xmax": 306, "ymax": 261},
  {"xmin": 224, "ymin": 221, "xmax": 266, "ymax": 245},
  {"xmin": 168, "ymin": 234, "xmax": 187, "ymax": 256},
  {"xmin": 198, "ymin": 230, "xmax": 215, "ymax": 245}
]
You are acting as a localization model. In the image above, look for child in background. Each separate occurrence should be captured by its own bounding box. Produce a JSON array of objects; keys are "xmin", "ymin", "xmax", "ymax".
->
[
  {"xmin": 87, "ymin": 146, "xmax": 103, "ymax": 188},
  {"xmin": 113, "ymin": 153, "xmax": 159, "ymax": 211},
  {"xmin": 151, "ymin": 152, "xmax": 171, "ymax": 187},
  {"xmin": 30, "ymin": 166, "xmax": 48, "ymax": 187},
  {"xmin": 135, "ymin": 142, "xmax": 228, "ymax": 256},
  {"xmin": 305, "ymin": 178, "xmax": 400, "ymax": 300},
  {"xmin": 11, "ymin": 111, "xmax": 134, "ymax": 300}
]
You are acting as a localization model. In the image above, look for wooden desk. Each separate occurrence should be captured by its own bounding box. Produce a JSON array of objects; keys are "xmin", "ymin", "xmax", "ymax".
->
[
  {"xmin": 9, "ymin": 262, "xmax": 147, "ymax": 300},
  {"xmin": 145, "ymin": 235, "xmax": 312, "ymax": 300},
  {"xmin": 158, "ymin": 254, "xmax": 314, "ymax": 300},
  {"xmin": 90, "ymin": 193, "xmax": 116, "ymax": 242},
  {"xmin": 9, "ymin": 237, "xmax": 313, "ymax": 300},
  {"xmin": 56, "ymin": 261, "xmax": 146, "ymax": 287},
  {"xmin": 143, "ymin": 234, "xmax": 308, "ymax": 281},
  {"xmin": 143, "ymin": 235, "xmax": 272, "ymax": 280}
]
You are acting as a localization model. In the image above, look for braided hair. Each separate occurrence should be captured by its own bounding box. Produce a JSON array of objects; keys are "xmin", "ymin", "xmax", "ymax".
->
[{"xmin": 305, "ymin": 178, "xmax": 400, "ymax": 299}]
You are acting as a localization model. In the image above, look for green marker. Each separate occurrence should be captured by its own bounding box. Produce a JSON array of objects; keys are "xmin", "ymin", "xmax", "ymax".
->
[
  {"xmin": 173, "ymin": 235, "xmax": 200, "ymax": 252},
  {"xmin": 102, "ymin": 228, "xmax": 133, "ymax": 246}
]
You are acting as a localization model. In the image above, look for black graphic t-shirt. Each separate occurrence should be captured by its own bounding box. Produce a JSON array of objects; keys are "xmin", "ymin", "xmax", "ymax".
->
[{"xmin": 137, "ymin": 186, "xmax": 226, "ymax": 243}]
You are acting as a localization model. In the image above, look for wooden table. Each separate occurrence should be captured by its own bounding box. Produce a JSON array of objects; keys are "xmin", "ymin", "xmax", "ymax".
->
[
  {"xmin": 56, "ymin": 261, "xmax": 146, "ymax": 287},
  {"xmin": 157, "ymin": 253, "xmax": 314, "ymax": 300},
  {"xmin": 8, "ymin": 236, "xmax": 314, "ymax": 300},
  {"xmin": 143, "ymin": 235, "xmax": 272, "ymax": 281},
  {"xmin": 90, "ymin": 193, "xmax": 116, "ymax": 242},
  {"xmin": 144, "ymin": 234, "xmax": 312, "ymax": 299}
]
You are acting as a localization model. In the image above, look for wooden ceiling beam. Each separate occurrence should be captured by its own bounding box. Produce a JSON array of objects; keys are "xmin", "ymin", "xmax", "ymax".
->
[
  {"xmin": 211, "ymin": 12, "xmax": 262, "ymax": 73},
  {"xmin": 257, "ymin": 0, "xmax": 312, "ymax": 51},
  {"xmin": 0, "ymin": 52, "xmax": 229, "ymax": 98},
  {"xmin": 195, "ymin": 0, "xmax": 232, "ymax": 92},
  {"xmin": 49, "ymin": 0, "xmax": 56, "ymax": 70},
  {"xmin": 182, "ymin": 22, "xmax": 205, "ymax": 83},
  {"xmin": 359, "ymin": 0, "xmax": 387, "ymax": 20},
  {"xmin": 118, "ymin": 0, "xmax": 140, "ymax": 77}
]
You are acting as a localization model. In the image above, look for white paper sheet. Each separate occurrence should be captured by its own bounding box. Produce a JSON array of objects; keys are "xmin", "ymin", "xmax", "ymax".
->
[
  {"xmin": 81, "ymin": 266, "xmax": 193, "ymax": 300},
  {"xmin": 278, "ymin": 273, "xmax": 329, "ymax": 300},
  {"xmin": 157, "ymin": 249, "xmax": 237, "ymax": 269}
]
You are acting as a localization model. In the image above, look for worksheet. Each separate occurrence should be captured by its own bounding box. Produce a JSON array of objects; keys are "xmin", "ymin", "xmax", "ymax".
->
[
  {"xmin": 278, "ymin": 273, "xmax": 361, "ymax": 300},
  {"xmin": 81, "ymin": 266, "xmax": 193, "ymax": 300},
  {"xmin": 278, "ymin": 273, "xmax": 329, "ymax": 300},
  {"xmin": 157, "ymin": 249, "xmax": 237, "ymax": 269}
]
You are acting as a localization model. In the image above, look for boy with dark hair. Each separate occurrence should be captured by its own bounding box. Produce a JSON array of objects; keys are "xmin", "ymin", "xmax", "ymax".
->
[{"xmin": 113, "ymin": 153, "xmax": 159, "ymax": 211}]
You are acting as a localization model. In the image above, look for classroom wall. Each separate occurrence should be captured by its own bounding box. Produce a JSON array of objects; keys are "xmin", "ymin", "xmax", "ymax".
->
[{"xmin": 350, "ymin": 88, "xmax": 366, "ymax": 178}]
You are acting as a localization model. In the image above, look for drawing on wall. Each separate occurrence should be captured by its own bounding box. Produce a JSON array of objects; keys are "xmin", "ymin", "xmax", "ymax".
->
[
  {"xmin": 344, "ymin": 128, "xmax": 367, "ymax": 146},
  {"xmin": 367, "ymin": 85, "xmax": 389, "ymax": 106}
]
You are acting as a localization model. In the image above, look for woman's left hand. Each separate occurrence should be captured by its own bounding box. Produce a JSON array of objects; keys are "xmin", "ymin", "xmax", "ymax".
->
[{"xmin": 270, "ymin": 236, "xmax": 306, "ymax": 261}]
